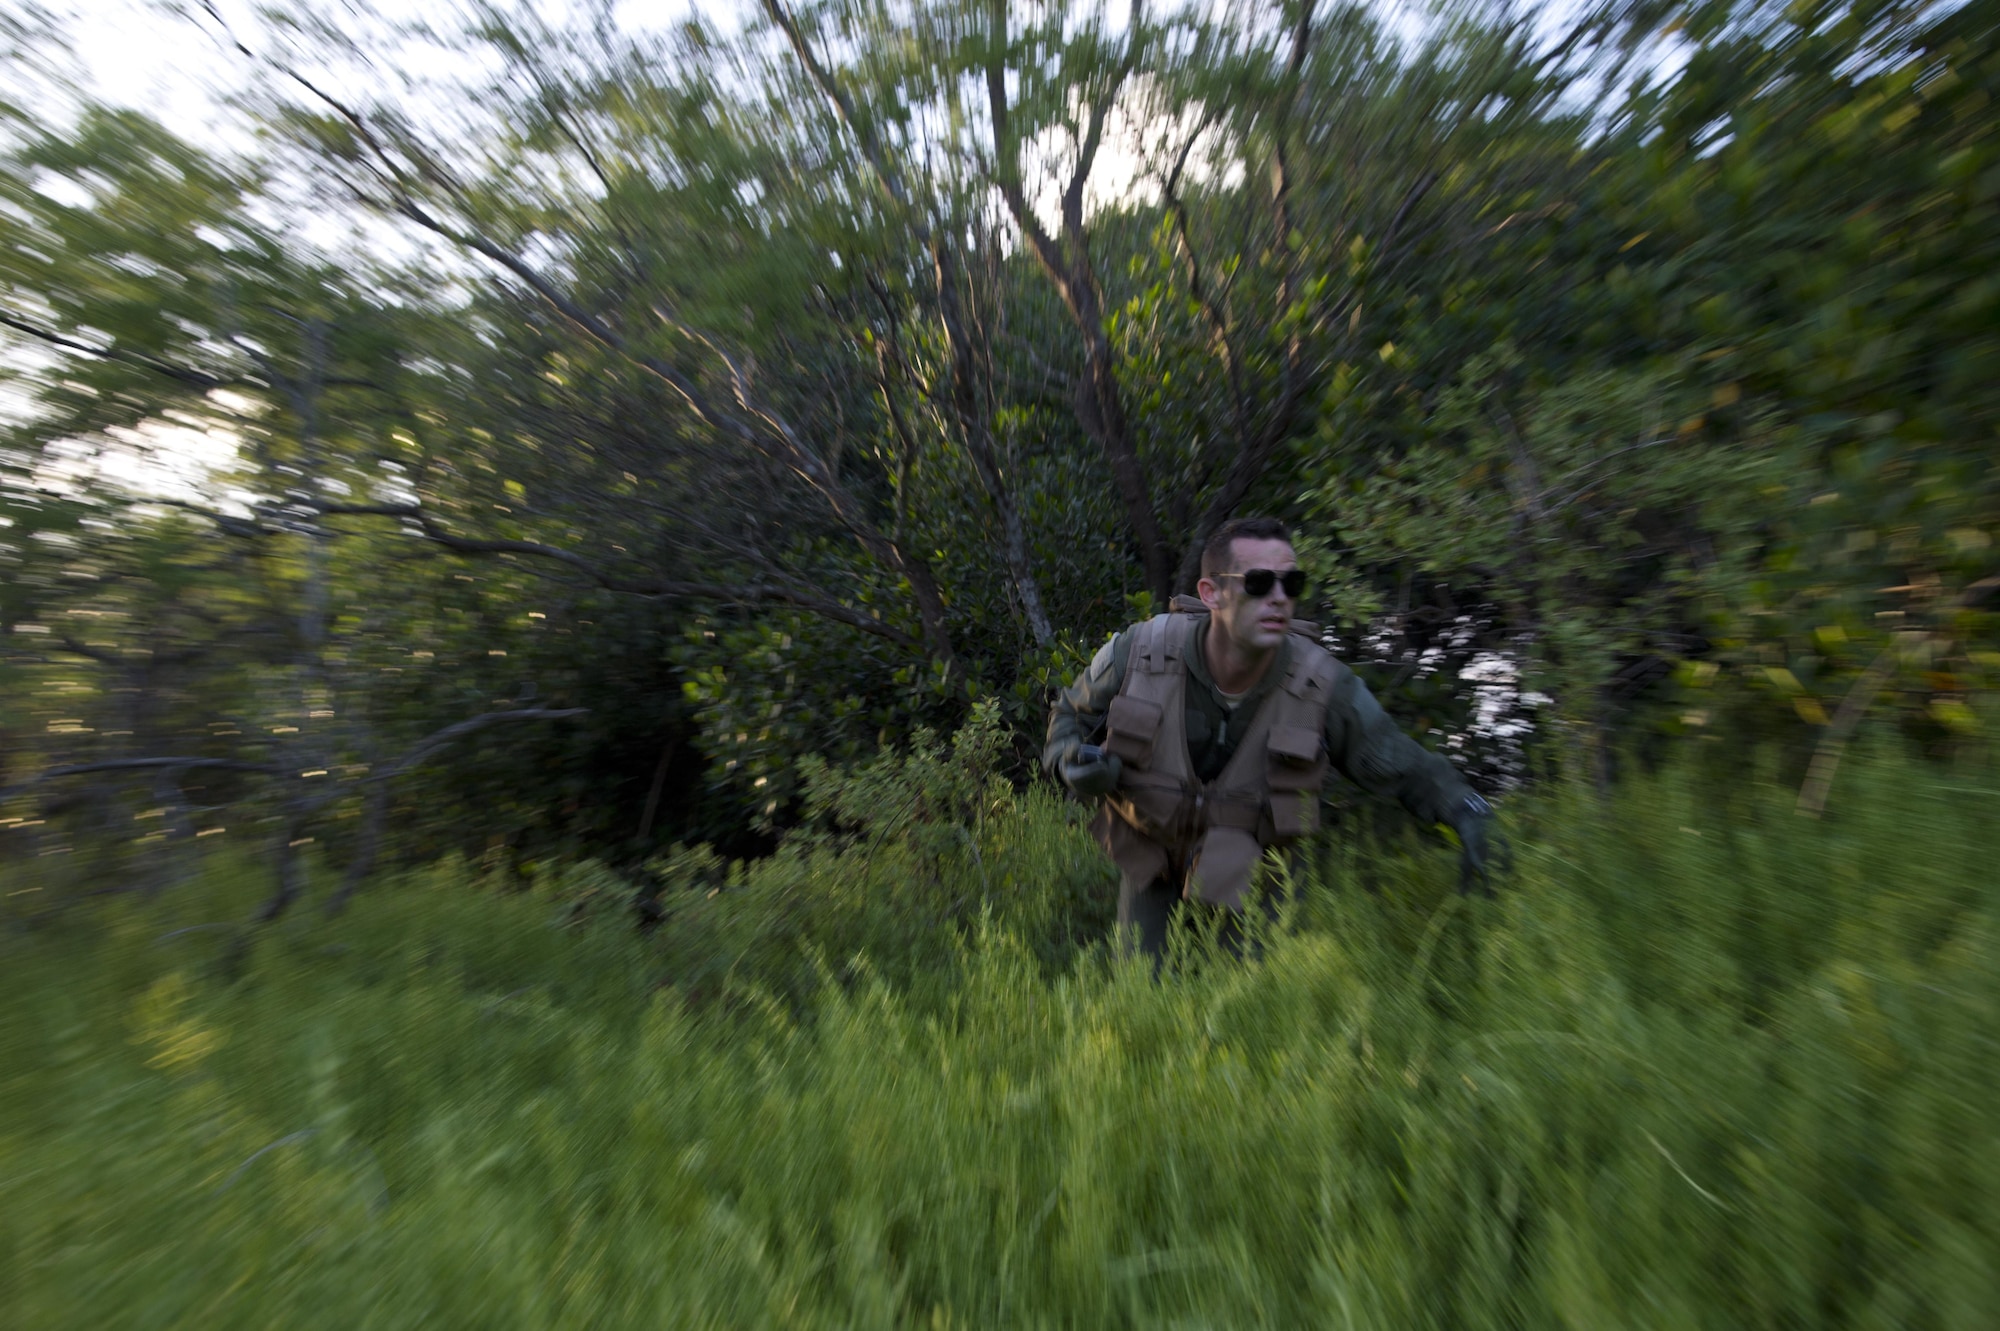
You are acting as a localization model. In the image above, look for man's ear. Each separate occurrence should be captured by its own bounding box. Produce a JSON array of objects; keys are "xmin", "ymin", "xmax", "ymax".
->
[{"xmin": 1197, "ymin": 576, "xmax": 1224, "ymax": 611}]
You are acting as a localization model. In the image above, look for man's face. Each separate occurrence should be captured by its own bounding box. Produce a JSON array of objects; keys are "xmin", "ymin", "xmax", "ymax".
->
[{"xmin": 1197, "ymin": 537, "xmax": 1299, "ymax": 654}]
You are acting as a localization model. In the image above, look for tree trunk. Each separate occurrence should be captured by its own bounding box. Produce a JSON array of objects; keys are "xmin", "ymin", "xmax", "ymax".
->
[
  {"xmin": 325, "ymin": 782, "xmax": 389, "ymax": 918},
  {"xmin": 258, "ymin": 816, "xmax": 310, "ymax": 921},
  {"xmin": 933, "ymin": 242, "xmax": 1054, "ymax": 645},
  {"xmin": 1058, "ymin": 271, "xmax": 1173, "ymax": 605},
  {"xmin": 637, "ymin": 734, "xmax": 677, "ymax": 842}
]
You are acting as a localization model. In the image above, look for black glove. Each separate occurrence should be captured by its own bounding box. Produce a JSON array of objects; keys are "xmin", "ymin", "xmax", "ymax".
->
[
  {"xmin": 1059, "ymin": 743, "xmax": 1123, "ymax": 799},
  {"xmin": 1449, "ymin": 791, "xmax": 1503, "ymax": 896}
]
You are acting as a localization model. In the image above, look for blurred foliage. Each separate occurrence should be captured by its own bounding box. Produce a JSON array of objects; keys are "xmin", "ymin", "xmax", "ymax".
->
[
  {"xmin": 1302, "ymin": 0, "xmax": 2000, "ymax": 767},
  {"xmin": 3, "ymin": 738, "xmax": 1997, "ymax": 1323},
  {"xmin": 1, "ymin": 0, "xmax": 1996, "ymax": 899}
]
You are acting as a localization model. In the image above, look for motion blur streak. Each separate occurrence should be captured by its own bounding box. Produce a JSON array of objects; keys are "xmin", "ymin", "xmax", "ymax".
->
[{"xmin": 2, "ymin": 0, "xmax": 1996, "ymax": 1322}]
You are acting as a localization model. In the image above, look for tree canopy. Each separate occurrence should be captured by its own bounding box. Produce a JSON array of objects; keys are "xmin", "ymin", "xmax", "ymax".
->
[{"xmin": 3, "ymin": 0, "xmax": 1995, "ymax": 910}]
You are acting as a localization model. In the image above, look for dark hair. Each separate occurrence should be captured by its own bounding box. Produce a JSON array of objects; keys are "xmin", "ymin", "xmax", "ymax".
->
[{"xmin": 1199, "ymin": 516, "xmax": 1292, "ymax": 580}]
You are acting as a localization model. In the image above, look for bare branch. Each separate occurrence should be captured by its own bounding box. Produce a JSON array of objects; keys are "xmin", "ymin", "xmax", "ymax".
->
[
  {"xmin": 1162, "ymin": 112, "xmax": 1243, "ymax": 408},
  {"xmin": 321, "ymin": 502, "xmax": 925, "ymax": 648},
  {"xmin": 209, "ymin": 2, "xmax": 953, "ymax": 667},
  {"xmin": 761, "ymin": 0, "xmax": 916, "ymax": 217},
  {"xmin": 1, "ymin": 757, "xmax": 278, "ymax": 803},
  {"xmin": 764, "ymin": 0, "xmax": 1049, "ymax": 645},
  {"xmin": 378, "ymin": 199, "xmax": 953, "ymax": 658},
  {"xmin": 984, "ymin": 36, "xmax": 1069, "ymax": 282},
  {"xmin": 325, "ymin": 707, "xmax": 588, "ymax": 915},
  {"xmin": 150, "ymin": 496, "xmax": 275, "ymax": 539},
  {"xmin": 380, "ymin": 708, "xmax": 588, "ymax": 780},
  {"xmin": 1795, "ymin": 649, "xmax": 1898, "ymax": 819},
  {"xmin": 1059, "ymin": 0, "xmax": 1144, "ymax": 239},
  {"xmin": 0, "ymin": 309, "xmax": 234, "ymax": 391},
  {"xmin": 390, "ymin": 197, "xmax": 768, "ymax": 446},
  {"xmin": 54, "ymin": 633, "xmax": 123, "ymax": 666},
  {"xmin": 220, "ymin": 25, "xmax": 790, "ymax": 478},
  {"xmin": 1169, "ymin": 1, "xmax": 1321, "ymax": 592},
  {"xmin": 982, "ymin": 0, "xmax": 1171, "ymax": 600}
]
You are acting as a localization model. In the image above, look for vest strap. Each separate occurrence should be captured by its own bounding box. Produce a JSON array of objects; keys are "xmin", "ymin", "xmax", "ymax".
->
[
  {"xmin": 1201, "ymin": 794, "xmax": 1263, "ymax": 831},
  {"xmin": 1165, "ymin": 593, "xmax": 1320, "ymax": 641}
]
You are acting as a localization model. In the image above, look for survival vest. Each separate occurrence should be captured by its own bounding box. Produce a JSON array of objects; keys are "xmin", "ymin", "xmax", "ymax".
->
[{"xmin": 1094, "ymin": 596, "xmax": 1336, "ymax": 910}]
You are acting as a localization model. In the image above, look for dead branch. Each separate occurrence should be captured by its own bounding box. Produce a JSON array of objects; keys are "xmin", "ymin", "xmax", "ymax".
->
[
  {"xmin": 0, "ymin": 757, "xmax": 278, "ymax": 804},
  {"xmin": 0, "ymin": 309, "xmax": 234, "ymax": 390},
  {"xmin": 318, "ymin": 502, "xmax": 923, "ymax": 649},
  {"xmin": 324, "ymin": 707, "xmax": 588, "ymax": 915}
]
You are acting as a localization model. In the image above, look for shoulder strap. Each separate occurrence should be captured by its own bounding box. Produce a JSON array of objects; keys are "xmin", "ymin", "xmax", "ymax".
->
[
  {"xmin": 1169, "ymin": 592, "xmax": 1318, "ymax": 641},
  {"xmin": 1128, "ymin": 612, "xmax": 1198, "ymax": 676},
  {"xmin": 1280, "ymin": 633, "xmax": 1339, "ymax": 703}
]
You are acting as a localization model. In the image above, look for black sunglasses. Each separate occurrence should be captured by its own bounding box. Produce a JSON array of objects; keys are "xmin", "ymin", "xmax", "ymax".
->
[{"xmin": 1217, "ymin": 567, "xmax": 1307, "ymax": 599}]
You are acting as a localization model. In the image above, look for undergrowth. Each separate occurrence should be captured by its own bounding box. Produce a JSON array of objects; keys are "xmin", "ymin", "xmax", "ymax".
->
[{"xmin": 2, "ymin": 717, "xmax": 1995, "ymax": 1328}]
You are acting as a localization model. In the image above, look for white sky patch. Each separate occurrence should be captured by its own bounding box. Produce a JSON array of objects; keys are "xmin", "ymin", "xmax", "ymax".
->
[
  {"xmin": 36, "ymin": 411, "xmax": 254, "ymax": 512},
  {"xmin": 1021, "ymin": 76, "xmax": 1243, "ymax": 232},
  {"xmin": 44, "ymin": 0, "xmax": 265, "ymax": 153}
]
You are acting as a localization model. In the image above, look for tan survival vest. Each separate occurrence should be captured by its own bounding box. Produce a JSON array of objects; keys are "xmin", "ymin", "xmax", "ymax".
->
[{"xmin": 1094, "ymin": 598, "xmax": 1336, "ymax": 910}]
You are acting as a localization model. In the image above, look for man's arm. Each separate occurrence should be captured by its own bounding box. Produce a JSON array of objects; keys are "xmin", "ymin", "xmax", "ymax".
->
[
  {"xmin": 1042, "ymin": 630, "xmax": 1133, "ymax": 779},
  {"xmin": 1321, "ymin": 665, "xmax": 1476, "ymax": 825},
  {"xmin": 1322, "ymin": 664, "xmax": 1499, "ymax": 891}
]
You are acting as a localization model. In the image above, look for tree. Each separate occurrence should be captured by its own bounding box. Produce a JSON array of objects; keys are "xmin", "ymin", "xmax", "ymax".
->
[{"xmin": 0, "ymin": 106, "xmax": 585, "ymax": 914}]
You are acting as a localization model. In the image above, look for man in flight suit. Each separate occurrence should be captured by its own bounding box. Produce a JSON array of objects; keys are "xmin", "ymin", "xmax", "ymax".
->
[{"xmin": 1043, "ymin": 516, "xmax": 1496, "ymax": 960}]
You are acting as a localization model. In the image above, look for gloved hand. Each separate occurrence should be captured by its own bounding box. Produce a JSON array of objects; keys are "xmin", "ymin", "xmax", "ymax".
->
[
  {"xmin": 1059, "ymin": 743, "xmax": 1123, "ymax": 799},
  {"xmin": 1449, "ymin": 791, "xmax": 1503, "ymax": 897}
]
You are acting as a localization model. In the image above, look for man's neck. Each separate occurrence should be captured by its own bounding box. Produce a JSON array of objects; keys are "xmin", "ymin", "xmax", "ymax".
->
[{"xmin": 1202, "ymin": 621, "xmax": 1280, "ymax": 696}]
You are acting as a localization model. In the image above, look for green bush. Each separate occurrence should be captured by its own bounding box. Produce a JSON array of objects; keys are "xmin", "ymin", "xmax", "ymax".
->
[
  {"xmin": 2, "ymin": 734, "xmax": 1995, "ymax": 1327},
  {"xmin": 631, "ymin": 700, "xmax": 1116, "ymax": 1014}
]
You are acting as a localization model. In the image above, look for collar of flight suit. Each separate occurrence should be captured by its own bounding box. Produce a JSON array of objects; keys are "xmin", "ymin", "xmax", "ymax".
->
[{"xmin": 1182, "ymin": 613, "xmax": 1293, "ymax": 720}]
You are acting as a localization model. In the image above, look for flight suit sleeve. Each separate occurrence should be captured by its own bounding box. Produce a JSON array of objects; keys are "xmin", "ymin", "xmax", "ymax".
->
[
  {"xmin": 1042, "ymin": 630, "xmax": 1134, "ymax": 779},
  {"xmin": 1322, "ymin": 665, "xmax": 1475, "ymax": 826}
]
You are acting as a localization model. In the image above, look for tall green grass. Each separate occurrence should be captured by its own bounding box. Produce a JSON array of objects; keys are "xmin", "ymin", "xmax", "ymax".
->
[{"xmin": 2, "ymin": 732, "xmax": 1995, "ymax": 1328}]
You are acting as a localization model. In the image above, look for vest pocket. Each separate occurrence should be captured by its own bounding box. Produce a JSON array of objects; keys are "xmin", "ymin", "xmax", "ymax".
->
[
  {"xmin": 1266, "ymin": 724, "xmax": 1324, "ymax": 839},
  {"xmin": 1104, "ymin": 693, "xmax": 1163, "ymax": 767},
  {"xmin": 1268, "ymin": 789, "xmax": 1319, "ymax": 839},
  {"xmin": 1266, "ymin": 724, "xmax": 1322, "ymax": 771},
  {"xmin": 1187, "ymin": 826, "xmax": 1263, "ymax": 911},
  {"xmin": 1109, "ymin": 774, "xmax": 1191, "ymax": 841}
]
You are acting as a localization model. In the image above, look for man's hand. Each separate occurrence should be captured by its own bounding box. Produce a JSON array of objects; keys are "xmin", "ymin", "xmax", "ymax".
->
[
  {"xmin": 1449, "ymin": 792, "xmax": 1504, "ymax": 896},
  {"xmin": 1059, "ymin": 743, "xmax": 1123, "ymax": 799}
]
